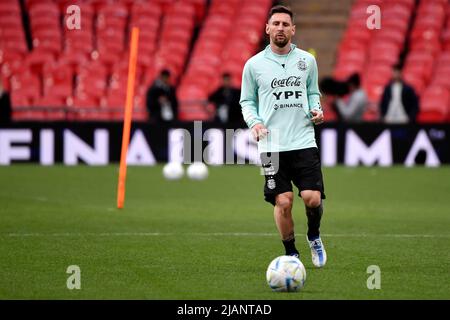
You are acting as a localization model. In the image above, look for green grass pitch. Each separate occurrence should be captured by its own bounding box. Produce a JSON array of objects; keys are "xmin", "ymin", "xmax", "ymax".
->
[{"xmin": 0, "ymin": 165, "xmax": 449, "ymax": 299}]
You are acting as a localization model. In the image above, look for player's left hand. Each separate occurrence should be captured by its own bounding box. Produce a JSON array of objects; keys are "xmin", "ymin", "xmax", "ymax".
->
[{"xmin": 310, "ymin": 109, "xmax": 324, "ymax": 125}]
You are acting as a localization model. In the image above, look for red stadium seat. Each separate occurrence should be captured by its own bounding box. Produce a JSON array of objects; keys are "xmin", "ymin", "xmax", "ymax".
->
[
  {"xmin": 404, "ymin": 51, "xmax": 435, "ymax": 68},
  {"xmin": 402, "ymin": 74, "xmax": 426, "ymax": 96},
  {"xmin": 430, "ymin": 73, "xmax": 450, "ymax": 91},
  {"xmin": 363, "ymin": 64, "xmax": 392, "ymax": 103},
  {"xmin": 403, "ymin": 64, "xmax": 433, "ymax": 84},
  {"xmin": 64, "ymin": 31, "xmax": 94, "ymax": 54},
  {"xmin": 57, "ymin": 51, "xmax": 88, "ymax": 71},
  {"xmin": 382, "ymin": 18, "xmax": 409, "ymax": 33},
  {"xmin": 161, "ymin": 28, "xmax": 192, "ymax": 43},
  {"xmin": 209, "ymin": 2, "xmax": 237, "ymax": 16},
  {"xmin": 131, "ymin": 2, "xmax": 162, "ymax": 18},
  {"xmin": 0, "ymin": 27, "xmax": 25, "ymax": 41},
  {"xmin": 374, "ymin": 29, "xmax": 406, "ymax": 47},
  {"xmin": 75, "ymin": 62, "xmax": 108, "ymax": 99},
  {"xmin": 10, "ymin": 71, "xmax": 41, "ymax": 103},
  {"xmin": 68, "ymin": 95, "xmax": 99, "ymax": 109},
  {"xmin": 410, "ymin": 40, "xmax": 441, "ymax": 56},
  {"xmin": 0, "ymin": 2, "xmax": 21, "ymax": 14},
  {"xmin": 5, "ymin": 0, "xmax": 268, "ymax": 121},
  {"xmin": 223, "ymin": 43, "xmax": 254, "ymax": 63},
  {"xmin": 25, "ymin": 51, "xmax": 55, "ymax": 74},
  {"xmin": 28, "ymin": 2, "xmax": 59, "ymax": 18},
  {"xmin": 10, "ymin": 89, "xmax": 32, "ymax": 107},
  {"xmin": 341, "ymin": 28, "xmax": 372, "ymax": 44},
  {"xmin": 42, "ymin": 63, "xmax": 73, "ymax": 98},
  {"xmin": 417, "ymin": 3, "xmax": 446, "ymax": 18},
  {"xmin": 169, "ymin": 2, "xmax": 195, "ymax": 19},
  {"xmin": 0, "ymin": 50, "xmax": 23, "ymax": 66},
  {"xmin": 435, "ymin": 51, "xmax": 450, "ymax": 68},
  {"xmin": 204, "ymin": 16, "xmax": 233, "ymax": 30},
  {"xmin": 177, "ymin": 85, "xmax": 208, "ymax": 102},
  {"xmin": 35, "ymin": 94, "xmax": 66, "ymax": 108},
  {"xmin": 333, "ymin": 64, "xmax": 364, "ymax": 81},
  {"xmin": 0, "ymin": 15, "xmax": 23, "ymax": 29},
  {"xmin": 418, "ymin": 87, "xmax": 449, "ymax": 123},
  {"xmin": 12, "ymin": 109, "xmax": 47, "ymax": 121},
  {"xmin": 130, "ymin": 17, "xmax": 160, "ymax": 31},
  {"xmin": 184, "ymin": 0, "xmax": 207, "ymax": 25},
  {"xmin": 34, "ymin": 95, "xmax": 66, "ymax": 121},
  {"xmin": 163, "ymin": 15, "xmax": 195, "ymax": 32},
  {"xmin": 441, "ymin": 29, "xmax": 450, "ymax": 49}
]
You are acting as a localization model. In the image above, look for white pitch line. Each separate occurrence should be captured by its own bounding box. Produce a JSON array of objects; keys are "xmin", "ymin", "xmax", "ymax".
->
[{"xmin": 2, "ymin": 232, "xmax": 450, "ymax": 238}]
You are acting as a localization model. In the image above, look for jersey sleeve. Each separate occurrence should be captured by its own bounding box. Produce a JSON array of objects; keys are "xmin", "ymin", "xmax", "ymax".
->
[
  {"xmin": 306, "ymin": 56, "xmax": 322, "ymax": 112},
  {"xmin": 240, "ymin": 61, "xmax": 264, "ymax": 128}
]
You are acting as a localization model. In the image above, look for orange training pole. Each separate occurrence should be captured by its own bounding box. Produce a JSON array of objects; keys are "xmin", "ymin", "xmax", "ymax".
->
[{"xmin": 117, "ymin": 27, "xmax": 139, "ymax": 209}]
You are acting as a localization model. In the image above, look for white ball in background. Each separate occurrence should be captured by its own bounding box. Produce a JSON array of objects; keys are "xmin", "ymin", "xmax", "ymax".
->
[
  {"xmin": 162, "ymin": 162, "xmax": 184, "ymax": 180},
  {"xmin": 186, "ymin": 162, "xmax": 209, "ymax": 180}
]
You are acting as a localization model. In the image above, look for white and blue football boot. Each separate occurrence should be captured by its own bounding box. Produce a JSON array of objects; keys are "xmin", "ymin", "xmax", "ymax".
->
[{"xmin": 307, "ymin": 236, "xmax": 327, "ymax": 268}]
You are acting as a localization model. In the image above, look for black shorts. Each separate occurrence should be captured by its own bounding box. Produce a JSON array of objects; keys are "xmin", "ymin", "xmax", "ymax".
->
[{"xmin": 260, "ymin": 148, "xmax": 326, "ymax": 206}]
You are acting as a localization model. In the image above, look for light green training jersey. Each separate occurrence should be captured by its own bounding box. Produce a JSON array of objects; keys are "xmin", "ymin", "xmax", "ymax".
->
[{"xmin": 240, "ymin": 44, "xmax": 322, "ymax": 153}]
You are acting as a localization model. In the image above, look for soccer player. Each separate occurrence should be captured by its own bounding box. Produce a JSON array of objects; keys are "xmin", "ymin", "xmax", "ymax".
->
[{"xmin": 240, "ymin": 5, "xmax": 327, "ymax": 267}]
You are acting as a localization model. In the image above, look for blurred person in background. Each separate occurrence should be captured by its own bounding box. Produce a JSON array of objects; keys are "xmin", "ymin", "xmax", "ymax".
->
[
  {"xmin": 334, "ymin": 73, "xmax": 367, "ymax": 123},
  {"xmin": 208, "ymin": 73, "xmax": 243, "ymax": 125},
  {"xmin": 380, "ymin": 64, "xmax": 419, "ymax": 124},
  {"xmin": 0, "ymin": 82, "xmax": 11, "ymax": 124},
  {"xmin": 146, "ymin": 69, "xmax": 178, "ymax": 123}
]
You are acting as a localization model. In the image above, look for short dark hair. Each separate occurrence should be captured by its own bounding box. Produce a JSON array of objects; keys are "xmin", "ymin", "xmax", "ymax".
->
[
  {"xmin": 268, "ymin": 5, "xmax": 294, "ymax": 23},
  {"xmin": 393, "ymin": 63, "xmax": 402, "ymax": 71},
  {"xmin": 347, "ymin": 73, "xmax": 361, "ymax": 87}
]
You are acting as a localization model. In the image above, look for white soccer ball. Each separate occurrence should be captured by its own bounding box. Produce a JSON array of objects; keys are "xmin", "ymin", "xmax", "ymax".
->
[
  {"xmin": 186, "ymin": 162, "xmax": 209, "ymax": 180},
  {"xmin": 162, "ymin": 162, "xmax": 184, "ymax": 180},
  {"xmin": 266, "ymin": 255, "xmax": 306, "ymax": 292}
]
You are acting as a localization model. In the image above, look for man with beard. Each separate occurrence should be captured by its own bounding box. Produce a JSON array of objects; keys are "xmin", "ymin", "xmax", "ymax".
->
[
  {"xmin": 146, "ymin": 69, "xmax": 178, "ymax": 123},
  {"xmin": 240, "ymin": 5, "xmax": 327, "ymax": 267}
]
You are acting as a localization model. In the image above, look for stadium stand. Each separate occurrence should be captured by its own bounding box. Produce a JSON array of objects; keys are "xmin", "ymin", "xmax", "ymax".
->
[
  {"xmin": 0, "ymin": 0, "xmax": 211, "ymax": 121},
  {"xmin": 334, "ymin": 0, "xmax": 450, "ymax": 123},
  {"xmin": 177, "ymin": 0, "xmax": 272, "ymax": 120}
]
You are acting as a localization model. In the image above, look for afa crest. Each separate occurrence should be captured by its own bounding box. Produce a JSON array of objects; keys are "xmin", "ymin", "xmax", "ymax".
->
[{"xmin": 297, "ymin": 59, "xmax": 307, "ymax": 71}]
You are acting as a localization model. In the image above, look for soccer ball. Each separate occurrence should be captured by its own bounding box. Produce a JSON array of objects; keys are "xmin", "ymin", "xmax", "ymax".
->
[
  {"xmin": 186, "ymin": 162, "xmax": 209, "ymax": 180},
  {"xmin": 266, "ymin": 255, "xmax": 306, "ymax": 292},
  {"xmin": 162, "ymin": 162, "xmax": 184, "ymax": 180}
]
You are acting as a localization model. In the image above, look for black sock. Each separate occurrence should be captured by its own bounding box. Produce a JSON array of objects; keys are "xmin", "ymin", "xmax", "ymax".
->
[
  {"xmin": 306, "ymin": 202, "xmax": 323, "ymax": 239},
  {"xmin": 282, "ymin": 235, "xmax": 299, "ymax": 255}
]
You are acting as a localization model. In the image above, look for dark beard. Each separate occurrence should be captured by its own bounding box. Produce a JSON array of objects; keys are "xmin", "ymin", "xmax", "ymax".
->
[{"xmin": 273, "ymin": 36, "xmax": 289, "ymax": 48}]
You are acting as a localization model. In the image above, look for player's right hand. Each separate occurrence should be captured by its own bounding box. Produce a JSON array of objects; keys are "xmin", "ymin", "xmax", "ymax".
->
[{"xmin": 251, "ymin": 123, "xmax": 269, "ymax": 142}]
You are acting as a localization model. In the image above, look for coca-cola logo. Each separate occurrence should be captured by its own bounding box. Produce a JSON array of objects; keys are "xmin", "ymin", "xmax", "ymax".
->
[{"xmin": 271, "ymin": 76, "xmax": 302, "ymax": 89}]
